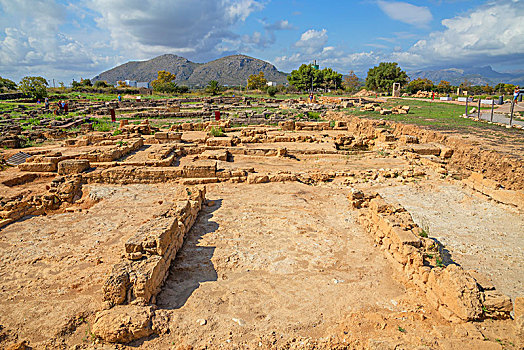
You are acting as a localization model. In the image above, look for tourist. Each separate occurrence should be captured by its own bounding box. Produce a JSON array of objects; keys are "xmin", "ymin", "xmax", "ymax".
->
[
  {"xmin": 514, "ymin": 87, "xmax": 520, "ymax": 104},
  {"xmin": 44, "ymin": 97, "xmax": 49, "ymax": 109},
  {"xmin": 118, "ymin": 94, "xmax": 122, "ymax": 102}
]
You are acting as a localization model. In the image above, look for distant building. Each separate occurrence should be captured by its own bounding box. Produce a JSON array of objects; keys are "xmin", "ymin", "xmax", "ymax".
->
[
  {"xmin": 124, "ymin": 80, "xmax": 137, "ymax": 87},
  {"xmin": 266, "ymin": 81, "xmax": 276, "ymax": 87},
  {"xmin": 137, "ymin": 82, "xmax": 150, "ymax": 89}
]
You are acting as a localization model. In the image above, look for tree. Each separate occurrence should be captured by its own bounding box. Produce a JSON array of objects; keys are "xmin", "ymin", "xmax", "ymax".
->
[
  {"xmin": 405, "ymin": 78, "xmax": 434, "ymax": 94},
  {"xmin": 19, "ymin": 76, "xmax": 48, "ymax": 99},
  {"xmin": 0, "ymin": 77, "xmax": 17, "ymax": 91},
  {"xmin": 365, "ymin": 62, "xmax": 408, "ymax": 92},
  {"xmin": 152, "ymin": 70, "xmax": 177, "ymax": 93},
  {"xmin": 81, "ymin": 78, "xmax": 92, "ymax": 87},
  {"xmin": 205, "ymin": 80, "xmax": 222, "ymax": 95},
  {"xmin": 267, "ymin": 86, "xmax": 278, "ymax": 97},
  {"xmin": 343, "ymin": 70, "xmax": 360, "ymax": 92},
  {"xmin": 117, "ymin": 80, "xmax": 129, "ymax": 88},
  {"xmin": 321, "ymin": 68, "xmax": 342, "ymax": 90},
  {"xmin": 247, "ymin": 72, "xmax": 268, "ymax": 90},
  {"xmin": 436, "ymin": 80, "xmax": 451, "ymax": 93},
  {"xmin": 94, "ymin": 80, "xmax": 110, "ymax": 88},
  {"xmin": 287, "ymin": 64, "xmax": 323, "ymax": 91}
]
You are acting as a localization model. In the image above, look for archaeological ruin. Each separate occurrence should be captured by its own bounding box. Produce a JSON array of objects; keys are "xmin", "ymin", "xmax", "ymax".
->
[{"xmin": 0, "ymin": 94, "xmax": 523, "ymax": 349}]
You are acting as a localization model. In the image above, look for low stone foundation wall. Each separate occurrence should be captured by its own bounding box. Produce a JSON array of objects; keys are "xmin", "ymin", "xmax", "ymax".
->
[
  {"xmin": 350, "ymin": 190, "xmax": 514, "ymax": 322},
  {"xmin": 92, "ymin": 187, "xmax": 206, "ymax": 343}
]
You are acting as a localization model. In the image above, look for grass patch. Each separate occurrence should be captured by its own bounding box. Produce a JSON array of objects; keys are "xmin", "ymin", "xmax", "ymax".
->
[{"xmin": 209, "ymin": 126, "xmax": 225, "ymax": 137}]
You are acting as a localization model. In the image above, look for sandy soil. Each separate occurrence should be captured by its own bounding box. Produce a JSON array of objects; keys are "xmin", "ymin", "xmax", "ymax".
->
[
  {"xmin": 141, "ymin": 182, "xmax": 410, "ymax": 347},
  {"xmin": 0, "ymin": 183, "xmax": 185, "ymax": 348}
]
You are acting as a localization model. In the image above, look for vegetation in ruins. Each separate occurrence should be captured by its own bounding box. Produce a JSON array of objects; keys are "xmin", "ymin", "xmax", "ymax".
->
[
  {"xmin": 287, "ymin": 64, "xmax": 342, "ymax": 92},
  {"xmin": 365, "ymin": 62, "xmax": 409, "ymax": 92},
  {"xmin": 0, "ymin": 77, "xmax": 17, "ymax": 91},
  {"xmin": 152, "ymin": 70, "xmax": 178, "ymax": 93},
  {"xmin": 205, "ymin": 80, "xmax": 223, "ymax": 96},
  {"xmin": 247, "ymin": 72, "xmax": 268, "ymax": 90},
  {"xmin": 19, "ymin": 76, "xmax": 49, "ymax": 100}
]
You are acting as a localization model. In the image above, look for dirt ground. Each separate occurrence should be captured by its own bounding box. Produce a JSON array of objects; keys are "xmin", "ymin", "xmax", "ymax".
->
[
  {"xmin": 1, "ymin": 125, "xmax": 523, "ymax": 349},
  {"xmin": 0, "ymin": 184, "xmax": 186, "ymax": 348}
]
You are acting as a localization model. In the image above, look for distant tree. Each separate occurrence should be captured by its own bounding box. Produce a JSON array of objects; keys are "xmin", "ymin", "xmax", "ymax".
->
[
  {"xmin": 152, "ymin": 70, "xmax": 177, "ymax": 93},
  {"xmin": 94, "ymin": 80, "xmax": 110, "ymax": 88},
  {"xmin": 81, "ymin": 78, "xmax": 92, "ymax": 87},
  {"xmin": 176, "ymin": 85, "xmax": 190, "ymax": 94},
  {"xmin": 436, "ymin": 80, "xmax": 451, "ymax": 93},
  {"xmin": 267, "ymin": 86, "xmax": 278, "ymax": 97},
  {"xmin": 19, "ymin": 76, "xmax": 48, "ymax": 99},
  {"xmin": 405, "ymin": 78, "xmax": 434, "ymax": 94},
  {"xmin": 459, "ymin": 79, "xmax": 471, "ymax": 89},
  {"xmin": 117, "ymin": 80, "xmax": 129, "ymax": 88},
  {"xmin": 321, "ymin": 67, "xmax": 342, "ymax": 90},
  {"xmin": 343, "ymin": 70, "xmax": 360, "ymax": 92},
  {"xmin": 482, "ymin": 84, "xmax": 493, "ymax": 95},
  {"xmin": 287, "ymin": 64, "xmax": 323, "ymax": 91},
  {"xmin": 71, "ymin": 80, "xmax": 82, "ymax": 89},
  {"xmin": 365, "ymin": 62, "xmax": 408, "ymax": 92},
  {"xmin": 0, "ymin": 77, "xmax": 17, "ymax": 91},
  {"xmin": 247, "ymin": 72, "xmax": 268, "ymax": 90},
  {"xmin": 205, "ymin": 80, "xmax": 222, "ymax": 95}
]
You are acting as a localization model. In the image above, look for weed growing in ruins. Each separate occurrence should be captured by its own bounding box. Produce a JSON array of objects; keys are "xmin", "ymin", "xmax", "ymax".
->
[
  {"xmin": 419, "ymin": 229, "xmax": 428, "ymax": 238},
  {"xmin": 116, "ymin": 140, "xmax": 128, "ymax": 147},
  {"xmin": 376, "ymin": 150, "xmax": 390, "ymax": 157},
  {"xmin": 435, "ymin": 256, "xmax": 444, "ymax": 267},
  {"xmin": 210, "ymin": 126, "xmax": 225, "ymax": 137},
  {"xmin": 398, "ymin": 326, "xmax": 406, "ymax": 333},
  {"xmin": 93, "ymin": 121, "xmax": 111, "ymax": 132},
  {"xmin": 113, "ymin": 129, "xmax": 122, "ymax": 136}
]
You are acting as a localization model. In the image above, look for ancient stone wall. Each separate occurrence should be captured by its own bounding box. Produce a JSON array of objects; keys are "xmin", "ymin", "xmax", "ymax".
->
[{"xmin": 350, "ymin": 190, "xmax": 513, "ymax": 322}]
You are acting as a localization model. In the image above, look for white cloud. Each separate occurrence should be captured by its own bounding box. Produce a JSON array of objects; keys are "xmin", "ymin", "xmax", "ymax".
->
[
  {"xmin": 88, "ymin": 0, "xmax": 264, "ymax": 61},
  {"xmin": 394, "ymin": 0, "xmax": 524, "ymax": 68},
  {"xmin": 377, "ymin": 1, "xmax": 433, "ymax": 27},
  {"xmin": 0, "ymin": 0, "xmax": 108, "ymax": 82},
  {"xmin": 294, "ymin": 29, "xmax": 328, "ymax": 54}
]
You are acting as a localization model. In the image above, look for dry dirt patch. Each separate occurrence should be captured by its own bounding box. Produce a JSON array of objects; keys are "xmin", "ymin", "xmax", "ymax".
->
[
  {"xmin": 152, "ymin": 182, "xmax": 410, "ymax": 347},
  {"xmin": 0, "ymin": 183, "xmax": 185, "ymax": 347}
]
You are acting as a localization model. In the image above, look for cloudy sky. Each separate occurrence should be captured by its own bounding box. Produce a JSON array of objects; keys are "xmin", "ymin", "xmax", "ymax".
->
[{"xmin": 1, "ymin": 0, "xmax": 523, "ymax": 83}]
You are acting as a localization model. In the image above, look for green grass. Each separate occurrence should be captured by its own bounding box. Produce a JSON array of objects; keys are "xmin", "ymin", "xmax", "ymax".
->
[{"xmin": 349, "ymin": 98, "xmax": 524, "ymax": 136}]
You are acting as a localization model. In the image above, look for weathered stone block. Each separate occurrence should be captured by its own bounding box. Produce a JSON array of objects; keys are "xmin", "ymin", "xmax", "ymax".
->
[
  {"xmin": 57, "ymin": 159, "xmax": 90, "ymax": 175},
  {"xmin": 92, "ymin": 305, "xmax": 154, "ymax": 343}
]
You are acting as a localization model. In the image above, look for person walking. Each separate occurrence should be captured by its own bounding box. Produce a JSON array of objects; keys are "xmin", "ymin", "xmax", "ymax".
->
[{"xmin": 514, "ymin": 87, "xmax": 520, "ymax": 105}]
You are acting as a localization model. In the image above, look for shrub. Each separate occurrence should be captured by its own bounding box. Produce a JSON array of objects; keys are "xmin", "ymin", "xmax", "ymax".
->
[
  {"xmin": 209, "ymin": 126, "xmax": 224, "ymax": 137},
  {"xmin": 267, "ymin": 86, "xmax": 278, "ymax": 97}
]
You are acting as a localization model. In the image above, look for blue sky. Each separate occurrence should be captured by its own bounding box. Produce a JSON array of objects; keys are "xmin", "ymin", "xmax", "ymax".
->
[{"xmin": 1, "ymin": 0, "xmax": 523, "ymax": 83}]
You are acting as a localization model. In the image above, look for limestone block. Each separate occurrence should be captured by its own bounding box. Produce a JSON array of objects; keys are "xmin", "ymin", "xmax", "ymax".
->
[
  {"xmin": 18, "ymin": 162, "xmax": 57, "ymax": 172},
  {"xmin": 206, "ymin": 137, "xmax": 233, "ymax": 147},
  {"xmin": 92, "ymin": 305, "xmax": 154, "ymax": 343},
  {"xmin": 410, "ymin": 144, "xmax": 441, "ymax": 156},
  {"xmin": 399, "ymin": 135, "xmax": 419, "ymax": 144},
  {"xmin": 428, "ymin": 264, "xmax": 482, "ymax": 321},
  {"xmin": 390, "ymin": 227, "xmax": 421, "ymax": 248},
  {"xmin": 183, "ymin": 160, "xmax": 217, "ymax": 178},
  {"xmin": 57, "ymin": 159, "xmax": 90, "ymax": 175},
  {"xmin": 247, "ymin": 174, "xmax": 270, "ymax": 184},
  {"xmin": 279, "ymin": 120, "xmax": 295, "ymax": 131},
  {"xmin": 482, "ymin": 290, "xmax": 512, "ymax": 318}
]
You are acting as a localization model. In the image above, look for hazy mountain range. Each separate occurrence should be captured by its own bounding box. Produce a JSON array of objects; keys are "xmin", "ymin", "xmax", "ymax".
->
[
  {"xmin": 93, "ymin": 54, "xmax": 288, "ymax": 87},
  {"xmin": 408, "ymin": 66, "xmax": 524, "ymax": 86},
  {"xmin": 93, "ymin": 54, "xmax": 524, "ymax": 87}
]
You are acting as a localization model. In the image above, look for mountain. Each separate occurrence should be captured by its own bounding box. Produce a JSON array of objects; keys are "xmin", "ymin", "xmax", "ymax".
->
[
  {"xmin": 408, "ymin": 66, "xmax": 524, "ymax": 86},
  {"xmin": 93, "ymin": 54, "xmax": 288, "ymax": 87}
]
